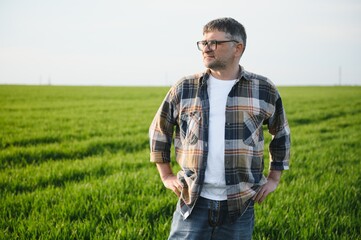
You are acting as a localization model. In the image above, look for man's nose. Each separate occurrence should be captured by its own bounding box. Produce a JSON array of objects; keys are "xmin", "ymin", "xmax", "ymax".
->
[{"xmin": 203, "ymin": 43, "xmax": 213, "ymax": 52}]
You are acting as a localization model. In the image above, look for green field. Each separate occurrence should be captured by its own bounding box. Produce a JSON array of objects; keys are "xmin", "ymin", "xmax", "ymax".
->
[{"xmin": 1, "ymin": 85, "xmax": 360, "ymax": 239}]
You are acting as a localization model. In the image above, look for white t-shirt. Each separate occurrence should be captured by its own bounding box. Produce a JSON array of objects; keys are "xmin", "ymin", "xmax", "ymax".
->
[{"xmin": 200, "ymin": 75, "xmax": 237, "ymax": 200}]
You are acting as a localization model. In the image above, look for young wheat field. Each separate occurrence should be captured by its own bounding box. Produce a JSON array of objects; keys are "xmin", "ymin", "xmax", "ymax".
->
[{"xmin": 0, "ymin": 85, "xmax": 360, "ymax": 239}]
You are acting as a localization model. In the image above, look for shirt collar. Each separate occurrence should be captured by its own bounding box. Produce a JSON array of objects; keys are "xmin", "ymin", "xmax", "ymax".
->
[{"xmin": 200, "ymin": 65, "xmax": 251, "ymax": 86}]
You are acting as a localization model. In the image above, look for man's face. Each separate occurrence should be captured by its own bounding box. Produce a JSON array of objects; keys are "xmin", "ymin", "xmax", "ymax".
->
[{"xmin": 201, "ymin": 30, "xmax": 238, "ymax": 70}]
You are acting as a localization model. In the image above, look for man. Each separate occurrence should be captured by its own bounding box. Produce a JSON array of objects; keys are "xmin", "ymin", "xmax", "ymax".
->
[{"xmin": 149, "ymin": 17, "xmax": 290, "ymax": 240}]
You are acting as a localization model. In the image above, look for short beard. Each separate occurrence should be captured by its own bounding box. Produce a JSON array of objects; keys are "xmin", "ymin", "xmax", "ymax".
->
[{"xmin": 205, "ymin": 59, "xmax": 227, "ymax": 70}]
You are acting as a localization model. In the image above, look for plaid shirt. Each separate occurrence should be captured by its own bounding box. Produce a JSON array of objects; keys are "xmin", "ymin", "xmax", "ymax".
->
[{"xmin": 149, "ymin": 67, "xmax": 291, "ymax": 220}]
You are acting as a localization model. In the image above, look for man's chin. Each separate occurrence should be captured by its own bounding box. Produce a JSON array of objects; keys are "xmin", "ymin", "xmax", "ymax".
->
[
  {"xmin": 204, "ymin": 63, "xmax": 224, "ymax": 70},
  {"xmin": 203, "ymin": 60, "xmax": 215, "ymax": 69}
]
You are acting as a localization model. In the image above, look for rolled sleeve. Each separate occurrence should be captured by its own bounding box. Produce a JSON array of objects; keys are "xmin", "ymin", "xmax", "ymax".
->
[
  {"xmin": 268, "ymin": 94, "xmax": 291, "ymax": 170},
  {"xmin": 149, "ymin": 89, "xmax": 177, "ymax": 164}
]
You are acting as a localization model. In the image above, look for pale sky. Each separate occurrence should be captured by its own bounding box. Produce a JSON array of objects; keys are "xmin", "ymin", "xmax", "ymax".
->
[{"xmin": 0, "ymin": 0, "xmax": 360, "ymax": 86}]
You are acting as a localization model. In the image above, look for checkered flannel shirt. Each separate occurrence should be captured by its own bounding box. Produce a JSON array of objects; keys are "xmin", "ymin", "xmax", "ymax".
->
[{"xmin": 149, "ymin": 66, "xmax": 291, "ymax": 219}]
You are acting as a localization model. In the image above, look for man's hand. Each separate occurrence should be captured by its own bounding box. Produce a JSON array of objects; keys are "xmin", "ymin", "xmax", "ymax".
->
[
  {"xmin": 161, "ymin": 174, "xmax": 183, "ymax": 197},
  {"xmin": 253, "ymin": 170, "xmax": 282, "ymax": 204},
  {"xmin": 156, "ymin": 163, "xmax": 183, "ymax": 197}
]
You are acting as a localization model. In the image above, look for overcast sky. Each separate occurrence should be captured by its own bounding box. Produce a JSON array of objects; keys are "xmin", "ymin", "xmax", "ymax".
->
[{"xmin": 0, "ymin": 0, "xmax": 360, "ymax": 86}]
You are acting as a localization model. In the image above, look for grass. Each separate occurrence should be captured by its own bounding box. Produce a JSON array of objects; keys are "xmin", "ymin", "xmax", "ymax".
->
[{"xmin": 0, "ymin": 85, "xmax": 360, "ymax": 239}]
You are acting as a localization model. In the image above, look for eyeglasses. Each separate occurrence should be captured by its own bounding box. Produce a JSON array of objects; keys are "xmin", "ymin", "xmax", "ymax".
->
[{"xmin": 196, "ymin": 40, "xmax": 239, "ymax": 51}]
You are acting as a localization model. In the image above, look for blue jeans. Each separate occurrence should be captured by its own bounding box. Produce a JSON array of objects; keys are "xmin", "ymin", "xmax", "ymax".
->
[{"xmin": 168, "ymin": 197, "xmax": 254, "ymax": 240}]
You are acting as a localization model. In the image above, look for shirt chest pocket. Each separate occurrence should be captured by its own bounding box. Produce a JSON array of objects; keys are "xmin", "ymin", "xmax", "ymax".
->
[
  {"xmin": 226, "ymin": 109, "xmax": 266, "ymax": 147},
  {"xmin": 180, "ymin": 111, "xmax": 201, "ymax": 145},
  {"xmin": 242, "ymin": 111, "xmax": 265, "ymax": 146}
]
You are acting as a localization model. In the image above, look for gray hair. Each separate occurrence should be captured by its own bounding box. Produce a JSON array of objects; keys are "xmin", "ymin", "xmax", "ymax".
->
[{"xmin": 203, "ymin": 17, "xmax": 247, "ymax": 48}]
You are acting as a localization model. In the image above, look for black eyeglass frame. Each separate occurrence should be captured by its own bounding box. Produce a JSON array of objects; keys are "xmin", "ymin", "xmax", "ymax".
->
[{"xmin": 196, "ymin": 40, "xmax": 239, "ymax": 51}]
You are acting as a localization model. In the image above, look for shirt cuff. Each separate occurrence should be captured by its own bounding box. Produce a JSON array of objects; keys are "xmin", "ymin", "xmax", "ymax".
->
[
  {"xmin": 150, "ymin": 151, "xmax": 171, "ymax": 163},
  {"xmin": 270, "ymin": 161, "xmax": 289, "ymax": 171}
]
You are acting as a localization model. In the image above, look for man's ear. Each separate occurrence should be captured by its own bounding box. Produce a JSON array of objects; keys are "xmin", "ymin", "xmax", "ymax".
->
[{"xmin": 235, "ymin": 43, "xmax": 245, "ymax": 57}]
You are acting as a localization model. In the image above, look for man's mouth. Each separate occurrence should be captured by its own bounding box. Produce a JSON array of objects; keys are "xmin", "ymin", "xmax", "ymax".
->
[{"xmin": 203, "ymin": 55, "xmax": 215, "ymax": 60}]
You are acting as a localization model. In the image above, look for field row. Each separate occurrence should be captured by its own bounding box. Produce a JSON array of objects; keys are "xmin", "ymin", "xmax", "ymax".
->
[{"xmin": 1, "ymin": 85, "xmax": 360, "ymax": 239}]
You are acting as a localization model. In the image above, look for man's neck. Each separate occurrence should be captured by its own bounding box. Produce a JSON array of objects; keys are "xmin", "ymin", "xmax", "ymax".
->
[{"xmin": 210, "ymin": 65, "xmax": 240, "ymax": 80}]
